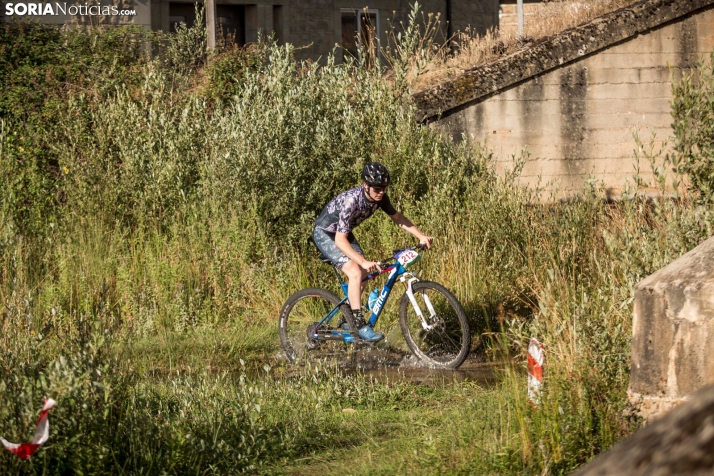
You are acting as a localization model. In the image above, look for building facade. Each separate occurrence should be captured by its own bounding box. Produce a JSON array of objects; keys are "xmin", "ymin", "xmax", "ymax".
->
[{"xmin": 1, "ymin": 0, "xmax": 499, "ymax": 62}]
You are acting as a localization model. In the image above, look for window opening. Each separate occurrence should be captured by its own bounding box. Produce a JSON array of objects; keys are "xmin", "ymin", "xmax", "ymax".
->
[
  {"xmin": 168, "ymin": 3, "xmax": 245, "ymax": 45},
  {"xmin": 341, "ymin": 8, "xmax": 379, "ymax": 66}
]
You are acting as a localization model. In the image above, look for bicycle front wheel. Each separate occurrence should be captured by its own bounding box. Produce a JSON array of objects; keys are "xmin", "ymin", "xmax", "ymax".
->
[
  {"xmin": 279, "ymin": 287, "xmax": 353, "ymax": 364},
  {"xmin": 399, "ymin": 281, "xmax": 471, "ymax": 369}
]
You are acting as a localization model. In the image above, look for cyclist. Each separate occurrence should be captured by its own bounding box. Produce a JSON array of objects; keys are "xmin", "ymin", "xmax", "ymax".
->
[{"xmin": 312, "ymin": 162, "xmax": 433, "ymax": 342}]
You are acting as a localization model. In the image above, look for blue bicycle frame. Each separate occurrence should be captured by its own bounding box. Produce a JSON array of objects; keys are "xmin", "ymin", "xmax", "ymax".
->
[{"xmin": 313, "ymin": 257, "xmax": 410, "ymax": 343}]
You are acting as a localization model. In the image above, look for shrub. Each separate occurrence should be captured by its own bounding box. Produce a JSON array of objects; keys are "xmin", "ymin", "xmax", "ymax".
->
[{"xmin": 671, "ymin": 52, "xmax": 714, "ymax": 201}]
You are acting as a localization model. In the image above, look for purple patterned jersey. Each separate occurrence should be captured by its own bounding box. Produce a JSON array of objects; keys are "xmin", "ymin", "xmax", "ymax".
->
[{"xmin": 314, "ymin": 186, "xmax": 397, "ymax": 234}]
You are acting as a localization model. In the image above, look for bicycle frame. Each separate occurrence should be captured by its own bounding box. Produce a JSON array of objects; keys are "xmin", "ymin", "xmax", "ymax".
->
[{"xmin": 313, "ymin": 255, "xmax": 425, "ymax": 343}]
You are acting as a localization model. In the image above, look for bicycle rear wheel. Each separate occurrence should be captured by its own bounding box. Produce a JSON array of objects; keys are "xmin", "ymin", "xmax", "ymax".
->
[
  {"xmin": 279, "ymin": 287, "xmax": 354, "ymax": 364},
  {"xmin": 399, "ymin": 281, "xmax": 470, "ymax": 369}
]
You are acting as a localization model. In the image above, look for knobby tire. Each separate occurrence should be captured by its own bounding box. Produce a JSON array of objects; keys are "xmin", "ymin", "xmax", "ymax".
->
[
  {"xmin": 279, "ymin": 287, "xmax": 354, "ymax": 364},
  {"xmin": 398, "ymin": 281, "xmax": 470, "ymax": 369}
]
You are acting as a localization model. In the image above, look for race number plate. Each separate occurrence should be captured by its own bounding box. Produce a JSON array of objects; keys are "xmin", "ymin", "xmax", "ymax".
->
[{"xmin": 397, "ymin": 249, "xmax": 421, "ymax": 268}]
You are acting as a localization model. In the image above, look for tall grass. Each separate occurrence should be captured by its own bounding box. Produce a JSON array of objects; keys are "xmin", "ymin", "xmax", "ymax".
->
[{"xmin": 1, "ymin": 12, "xmax": 713, "ymax": 474}]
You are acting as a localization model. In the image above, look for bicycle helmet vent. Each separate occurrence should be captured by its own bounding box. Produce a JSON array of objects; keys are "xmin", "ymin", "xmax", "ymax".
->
[{"xmin": 361, "ymin": 162, "xmax": 391, "ymax": 187}]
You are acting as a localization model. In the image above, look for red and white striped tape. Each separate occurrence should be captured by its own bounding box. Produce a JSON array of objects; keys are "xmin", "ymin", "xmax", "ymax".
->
[
  {"xmin": 1, "ymin": 398, "xmax": 56, "ymax": 460},
  {"xmin": 527, "ymin": 338, "xmax": 544, "ymax": 405}
]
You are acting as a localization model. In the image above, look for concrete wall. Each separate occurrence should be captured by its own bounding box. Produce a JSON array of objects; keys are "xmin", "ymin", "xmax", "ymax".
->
[
  {"xmin": 424, "ymin": 1, "xmax": 714, "ymax": 198},
  {"xmin": 629, "ymin": 235, "xmax": 714, "ymax": 422}
]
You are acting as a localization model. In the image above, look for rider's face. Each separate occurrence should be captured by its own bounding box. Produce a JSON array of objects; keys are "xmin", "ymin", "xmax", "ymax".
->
[{"xmin": 365, "ymin": 184, "xmax": 387, "ymax": 201}]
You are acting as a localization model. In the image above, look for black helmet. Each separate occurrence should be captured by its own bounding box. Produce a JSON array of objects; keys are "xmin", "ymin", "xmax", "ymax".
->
[{"xmin": 361, "ymin": 162, "xmax": 390, "ymax": 187}]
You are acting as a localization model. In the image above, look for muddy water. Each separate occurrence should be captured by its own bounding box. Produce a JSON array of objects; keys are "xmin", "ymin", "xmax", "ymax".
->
[{"xmin": 344, "ymin": 348, "xmax": 500, "ymax": 387}]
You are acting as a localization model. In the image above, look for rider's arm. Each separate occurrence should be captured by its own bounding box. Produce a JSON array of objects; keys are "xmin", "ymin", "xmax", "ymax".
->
[{"xmin": 389, "ymin": 212, "xmax": 433, "ymax": 249}]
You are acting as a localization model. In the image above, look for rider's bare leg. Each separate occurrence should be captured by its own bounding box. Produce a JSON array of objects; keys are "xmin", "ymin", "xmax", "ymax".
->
[
  {"xmin": 341, "ymin": 260, "xmax": 367, "ymax": 312},
  {"xmin": 340, "ymin": 260, "xmax": 384, "ymax": 341}
]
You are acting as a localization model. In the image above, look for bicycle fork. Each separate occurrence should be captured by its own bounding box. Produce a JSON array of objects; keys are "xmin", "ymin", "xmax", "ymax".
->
[{"xmin": 400, "ymin": 275, "xmax": 435, "ymax": 331}]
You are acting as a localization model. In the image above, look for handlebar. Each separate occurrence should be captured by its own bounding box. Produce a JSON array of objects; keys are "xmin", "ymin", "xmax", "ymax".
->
[
  {"xmin": 376, "ymin": 243, "xmax": 429, "ymax": 268},
  {"xmin": 393, "ymin": 243, "xmax": 428, "ymax": 254}
]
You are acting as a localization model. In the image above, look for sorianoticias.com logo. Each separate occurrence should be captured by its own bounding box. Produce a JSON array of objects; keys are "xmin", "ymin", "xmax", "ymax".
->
[{"xmin": 4, "ymin": 3, "xmax": 136, "ymax": 16}]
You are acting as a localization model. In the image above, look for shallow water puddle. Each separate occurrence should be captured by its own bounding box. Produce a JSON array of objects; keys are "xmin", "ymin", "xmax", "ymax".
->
[
  {"xmin": 361, "ymin": 360, "xmax": 498, "ymax": 386},
  {"xmin": 342, "ymin": 348, "xmax": 500, "ymax": 386},
  {"xmin": 274, "ymin": 345, "xmax": 501, "ymax": 386}
]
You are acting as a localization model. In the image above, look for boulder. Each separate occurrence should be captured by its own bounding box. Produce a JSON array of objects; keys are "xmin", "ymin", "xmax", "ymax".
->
[
  {"xmin": 572, "ymin": 383, "xmax": 714, "ymax": 475},
  {"xmin": 629, "ymin": 235, "xmax": 714, "ymax": 421}
]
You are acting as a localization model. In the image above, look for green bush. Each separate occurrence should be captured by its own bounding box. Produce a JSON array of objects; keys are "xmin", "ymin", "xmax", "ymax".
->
[
  {"xmin": 671, "ymin": 52, "xmax": 714, "ymax": 201},
  {"xmin": 0, "ymin": 21, "xmax": 151, "ymax": 239}
]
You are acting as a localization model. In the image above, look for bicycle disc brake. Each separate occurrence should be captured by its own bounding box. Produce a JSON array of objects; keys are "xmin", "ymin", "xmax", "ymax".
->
[
  {"xmin": 429, "ymin": 315, "xmax": 445, "ymax": 332},
  {"xmin": 305, "ymin": 322, "xmax": 322, "ymax": 350},
  {"xmin": 419, "ymin": 315, "xmax": 445, "ymax": 341}
]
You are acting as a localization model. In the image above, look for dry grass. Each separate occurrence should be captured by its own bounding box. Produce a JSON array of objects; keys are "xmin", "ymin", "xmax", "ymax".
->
[{"xmin": 410, "ymin": 0, "xmax": 640, "ymax": 92}]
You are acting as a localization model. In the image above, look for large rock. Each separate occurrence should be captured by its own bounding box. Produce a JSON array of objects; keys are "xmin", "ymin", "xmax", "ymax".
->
[
  {"xmin": 572, "ymin": 383, "xmax": 714, "ymax": 475},
  {"xmin": 629, "ymin": 235, "xmax": 714, "ymax": 421}
]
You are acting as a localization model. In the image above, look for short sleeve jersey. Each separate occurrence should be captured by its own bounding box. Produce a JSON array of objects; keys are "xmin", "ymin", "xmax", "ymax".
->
[{"xmin": 314, "ymin": 186, "xmax": 397, "ymax": 234}]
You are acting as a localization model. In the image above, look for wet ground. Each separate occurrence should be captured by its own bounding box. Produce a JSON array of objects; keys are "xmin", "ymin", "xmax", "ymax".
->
[
  {"xmin": 336, "ymin": 347, "xmax": 500, "ymax": 387},
  {"xmin": 359, "ymin": 359, "xmax": 499, "ymax": 386},
  {"xmin": 273, "ymin": 341, "xmax": 503, "ymax": 386}
]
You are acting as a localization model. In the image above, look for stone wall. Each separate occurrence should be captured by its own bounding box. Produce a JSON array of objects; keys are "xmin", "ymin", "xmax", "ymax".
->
[
  {"xmin": 291, "ymin": 0, "xmax": 499, "ymax": 64},
  {"xmin": 451, "ymin": 0, "xmax": 499, "ymax": 37},
  {"xmin": 416, "ymin": 0, "xmax": 714, "ymax": 198},
  {"xmin": 286, "ymin": 0, "xmax": 336, "ymax": 61},
  {"xmin": 144, "ymin": 0, "xmax": 498, "ymax": 63},
  {"xmin": 498, "ymin": 0, "xmax": 543, "ymax": 36}
]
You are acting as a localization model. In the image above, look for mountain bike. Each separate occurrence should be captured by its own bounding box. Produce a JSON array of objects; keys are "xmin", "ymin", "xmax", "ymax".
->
[{"xmin": 278, "ymin": 243, "xmax": 471, "ymax": 369}]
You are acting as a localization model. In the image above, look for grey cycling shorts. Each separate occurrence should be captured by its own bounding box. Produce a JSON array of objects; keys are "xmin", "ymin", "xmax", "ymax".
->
[{"xmin": 312, "ymin": 227, "xmax": 364, "ymax": 269}]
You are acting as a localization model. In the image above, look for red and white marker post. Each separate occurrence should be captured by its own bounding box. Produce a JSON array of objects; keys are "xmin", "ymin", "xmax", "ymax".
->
[
  {"xmin": 527, "ymin": 338, "xmax": 544, "ymax": 405},
  {"xmin": 1, "ymin": 398, "xmax": 56, "ymax": 460}
]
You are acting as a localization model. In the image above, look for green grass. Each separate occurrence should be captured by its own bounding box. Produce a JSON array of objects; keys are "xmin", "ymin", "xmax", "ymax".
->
[
  {"xmin": 278, "ymin": 379, "xmax": 518, "ymax": 475},
  {"xmin": 123, "ymin": 326, "xmax": 277, "ymax": 377}
]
